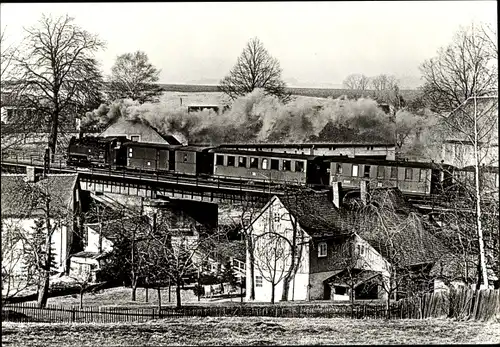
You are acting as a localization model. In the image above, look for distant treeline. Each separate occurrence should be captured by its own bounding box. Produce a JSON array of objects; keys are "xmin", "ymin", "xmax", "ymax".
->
[{"xmin": 158, "ymin": 84, "xmax": 421, "ymax": 102}]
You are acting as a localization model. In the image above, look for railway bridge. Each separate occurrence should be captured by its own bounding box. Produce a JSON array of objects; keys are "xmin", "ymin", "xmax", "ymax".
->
[{"xmin": 1, "ymin": 153, "xmax": 491, "ymax": 215}]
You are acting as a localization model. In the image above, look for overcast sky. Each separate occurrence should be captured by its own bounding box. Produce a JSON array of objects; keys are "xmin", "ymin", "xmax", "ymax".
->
[{"xmin": 0, "ymin": 1, "xmax": 497, "ymax": 88}]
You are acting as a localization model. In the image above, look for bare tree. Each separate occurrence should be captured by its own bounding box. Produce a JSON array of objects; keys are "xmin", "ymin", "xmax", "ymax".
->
[
  {"xmin": 220, "ymin": 194, "xmax": 265, "ymax": 301},
  {"xmin": 69, "ymin": 270, "xmax": 93, "ymax": 309},
  {"xmin": 355, "ymin": 189, "xmax": 439, "ymax": 318},
  {"xmin": 343, "ymin": 73, "xmax": 370, "ymax": 90},
  {"xmin": 219, "ymin": 37, "xmax": 291, "ymax": 102},
  {"xmin": 147, "ymin": 211, "xmax": 224, "ymax": 308},
  {"xmin": 420, "ymin": 23, "xmax": 498, "ymax": 113},
  {"xmin": 108, "ymin": 51, "xmax": 163, "ymax": 104},
  {"xmin": 253, "ymin": 231, "xmax": 291, "ymax": 304},
  {"xmin": 11, "ymin": 14, "xmax": 105, "ymax": 160},
  {"xmin": 1, "ymin": 219, "xmax": 38, "ymax": 304},
  {"xmin": 420, "ymin": 22, "xmax": 498, "ymax": 288}
]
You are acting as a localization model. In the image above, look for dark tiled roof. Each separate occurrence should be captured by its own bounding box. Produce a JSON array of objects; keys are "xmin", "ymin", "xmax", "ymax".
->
[
  {"xmin": 279, "ymin": 189, "xmax": 355, "ymax": 238},
  {"xmin": 1, "ymin": 174, "xmax": 78, "ymax": 218},
  {"xmin": 366, "ymin": 187, "xmax": 416, "ymax": 214},
  {"xmin": 356, "ymin": 209, "xmax": 448, "ymax": 267}
]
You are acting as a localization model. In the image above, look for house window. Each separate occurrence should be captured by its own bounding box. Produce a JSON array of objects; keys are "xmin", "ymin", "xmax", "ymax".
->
[
  {"xmin": 364, "ymin": 165, "xmax": 371, "ymax": 178},
  {"xmin": 250, "ymin": 157, "xmax": 258, "ymax": 168},
  {"xmin": 271, "ymin": 159, "xmax": 279, "ymax": 170},
  {"xmin": 377, "ymin": 166, "xmax": 385, "ymax": 179},
  {"xmin": 227, "ymin": 156, "xmax": 235, "ymax": 167},
  {"xmin": 357, "ymin": 244, "xmax": 366, "ymax": 256},
  {"xmin": 262, "ymin": 158, "xmax": 268, "ymax": 170},
  {"xmin": 318, "ymin": 242, "xmax": 327, "ymax": 258},
  {"xmin": 130, "ymin": 135, "xmax": 140, "ymax": 142},
  {"xmin": 255, "ymin": 276, "xmax": 263, "ymax": 287},
  {"xmin": 352, "ymin": 165, "xmax": 359, "ymax": 177},
  {"xmin": 216, "ymin": 154, "xmax": 224, "ymax": 166},
  {"xmin": 283, "ymin": 160, "xmax": 291, "ymax": 171},
  {"xmin": 239, "ymin": 156, "xmax": 247, "ymax": 167},
  {"xmin": 405, "ymin": 168, "xmax": 413, "ymax": 180},
  {"xmin": 273, "ymin": 212, "xmax": 280, "ymax": 223},
  {"xmin": 295, "ymin": 161, "xmax": 305, "ymax": 172},
  {"xmin": 147, "ymin": 161, "xmax": 151, "ymax": 166},
  {"xmin": 391, "ymin": 167, "xmax": 398, "ymax": 179}
]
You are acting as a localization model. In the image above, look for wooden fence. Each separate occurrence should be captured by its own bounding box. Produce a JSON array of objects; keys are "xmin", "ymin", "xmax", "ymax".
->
[
  {"xmin": 397, "ymin": 288, "xmax": 500, "ymax": 321},
  {"xmin": 3, "ymin": 288, "xmax": 498, "ymax": 323},
  {"xmin": 2, "ymin": 302, "xmax": 395, "ymax": 323}
]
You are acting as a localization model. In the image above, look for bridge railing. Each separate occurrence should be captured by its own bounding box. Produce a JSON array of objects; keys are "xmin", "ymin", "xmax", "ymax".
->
[{"xmin": 2, "ymin": 155, "xmax": 304, "ymax": 194}]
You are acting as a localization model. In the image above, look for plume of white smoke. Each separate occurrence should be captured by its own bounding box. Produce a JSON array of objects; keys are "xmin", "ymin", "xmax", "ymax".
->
[{"xmin": 85, "ymin": 91, "xmax": 399, "ymax": 144}]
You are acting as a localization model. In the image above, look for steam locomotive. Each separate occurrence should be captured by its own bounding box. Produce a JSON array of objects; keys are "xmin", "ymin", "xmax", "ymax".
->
[{"xmin": 67, "ymin": 136, "xmax": 498, "ymax": 197}]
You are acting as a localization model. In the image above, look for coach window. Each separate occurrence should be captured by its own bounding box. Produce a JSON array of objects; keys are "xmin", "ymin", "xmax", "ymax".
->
[
  {"xmin": 239, "ymin": 156, "xmax": 247, "ymax": 167},
  {"xmin": 390, "ymin": 167, "xmax": 398, "ymax": 179},
  {"xmin": 183, "ymin": 154, "xmax": 188, "ymax": 162},
  {"xmin": 262, "ymin": 158, "xmax": 268, "ymax": 170},
  {"xmin": 216, "ymin": 154, "xmax": 224, "ymax": 166},
  {"xmin": 271, "ymin": 159, "xmax": 280, "ymax": 170},
  {"xmin": 250, "ymin": 157, "xmax": 258, "ymax": 168},
  {"xmin": 227, "ymin": 156, "xmax": 236, "ymax": 167},
  {"xmin": 377, "ymin": 166, "xmax": 385, "ymax": 178},
  {"xmin": 129, "ymin": 148, "xmax": 133, "ymax": 158},
  {"xmin": 283, "ymin": 160, "xmax": 291, "ymax": 171},
  {"xmin": 352, "ymin": 164, "xmax": 359, "ymax": 177},
  {"xmin": 336, "ymin": 164, "xmax": 343, "ymax": 175},
  {"xmin": 364, "ymin": 165, "xmax": 371, "ymax": 178},
  {"xmin": 405, "ymin": 168, "xmax": 413, "ymax": 180},
  {"xmin": 295, "ymin": 161, "xmax": 305, "ymax": 173}
]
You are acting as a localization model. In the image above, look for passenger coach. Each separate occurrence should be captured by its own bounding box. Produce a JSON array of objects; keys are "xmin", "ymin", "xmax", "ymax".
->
[
  {"xmin": 319, "ymin": 156, "xmax": 456, "ymax": 196},
  {"xmin": 209, "ymin": 148, "xmax": 318, "ymax": 185}
]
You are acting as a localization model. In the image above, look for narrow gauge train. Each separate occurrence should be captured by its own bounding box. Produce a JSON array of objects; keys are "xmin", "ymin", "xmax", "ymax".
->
[{"xmin": 67, "ymin": 136, "xmax": 463, "ymax": 197}]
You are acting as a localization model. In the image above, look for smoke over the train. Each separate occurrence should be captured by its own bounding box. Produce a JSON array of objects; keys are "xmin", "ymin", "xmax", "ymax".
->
[{"xmin": 84, "ymin": 89, "xmax": 395, "ymax": 144}]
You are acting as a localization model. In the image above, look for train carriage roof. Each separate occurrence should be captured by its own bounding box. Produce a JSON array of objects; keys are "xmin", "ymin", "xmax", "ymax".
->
[
  {"xmin": 122, "ymin": 142, "xmax": 215, "ymax": 152},
  {"xmin": 314, "ymin": 155, "xmax": 458, "ymax": 169},
  {"xmin": 209, "ymin": 148, "xmax": 316, "ymax": 160}
]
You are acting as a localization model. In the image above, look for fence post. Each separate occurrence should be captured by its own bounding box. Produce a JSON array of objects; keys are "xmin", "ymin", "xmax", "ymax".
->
[{"xmin": 71, "ymin": 307, "xmax": 76, "ymax": 322}]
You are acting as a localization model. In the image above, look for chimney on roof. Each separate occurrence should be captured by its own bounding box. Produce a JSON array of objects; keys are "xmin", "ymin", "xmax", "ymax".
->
[
  {"xmin": 26, "ymin": 166, "xmax": 38, "ymax": 183},
  {"xmin": 332, "ymin": 181, "xmax": 342, "ymax": 209},
  {"xmin": 360, "ymin": 180, "xmax": 368, "ymax": 205}
]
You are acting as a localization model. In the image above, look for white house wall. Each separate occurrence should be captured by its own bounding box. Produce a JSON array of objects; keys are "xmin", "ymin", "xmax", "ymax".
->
[
  {"xmin": 85, "ymin": 226, "xmax": 114, "ymax": 253},
  {"xmin": 247, "ymin": 197, "xmax": 311, "ymax": 302},
  {"xmin": 2, "ymin": 218, "xmax": 71, "ymax": 274}
]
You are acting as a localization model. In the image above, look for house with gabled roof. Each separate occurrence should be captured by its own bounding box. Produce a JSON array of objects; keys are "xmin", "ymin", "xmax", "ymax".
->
[
  {"xmin": 99, "ymin": 117, "xmax": 183, "ymax": 145},
  {"xmin": 1, "ymin": 173, "xmax": 82, "ymax": 276},
  {"xmin": 245, "ymin": 189, "xmax": 391, "ymax": 302},
  {"xmin": 245, "ymin": 187, "xmax": 457, "ymax": 303}
]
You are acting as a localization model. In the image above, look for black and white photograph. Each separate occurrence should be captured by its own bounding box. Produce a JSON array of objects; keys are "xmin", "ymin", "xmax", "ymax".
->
[{"xmin": 1, "ymin": 1, "xmax": 498, "ymax": 345}]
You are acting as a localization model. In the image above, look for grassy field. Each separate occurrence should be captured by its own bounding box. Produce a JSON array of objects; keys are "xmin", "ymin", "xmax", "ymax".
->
[
  {"xmin": 158, "ymin": 83, "xmax": 421, "ymax": 102},
  {"xmin": 2, "ymin": 316, "xmax": 499, "ymax": 346}
]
